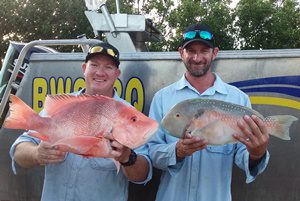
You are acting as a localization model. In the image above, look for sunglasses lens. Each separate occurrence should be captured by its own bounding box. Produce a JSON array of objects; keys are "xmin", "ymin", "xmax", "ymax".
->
[
  {"xmin": 107, "ymin": 49, "xmax": 117, "ymax": 57},
  {"xmin": 199, "ymin": 31, "xmax": 213, "ymax": 40},
  {"xmin": 89, "ymin": 46, "xmax": 117, "ymax": 58},
  {"xmin": 183, "ymin": 31, "xmax": 197, "ymax": 40},
  {"xmin": 183, "ymin": 30, "xmax": 213, "ymax": 41},
  {"xmin": 90, "ymin": 46, "xmax": 103, "ymax": 54}
]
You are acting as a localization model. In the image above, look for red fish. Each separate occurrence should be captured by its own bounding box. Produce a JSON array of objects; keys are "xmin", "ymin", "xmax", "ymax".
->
[{"xmin": 4, "ymin": 94, "xmax": 158, "ymax": 157}]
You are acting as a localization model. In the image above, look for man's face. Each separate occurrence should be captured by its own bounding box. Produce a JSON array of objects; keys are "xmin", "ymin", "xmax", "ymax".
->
[
  {"xmin": 179, "ymin": 42, "xmax": 218, "ymax": 77},
  {"xmin": 82, "ymin": 54, "xmax": 120, "ymax": 96}
]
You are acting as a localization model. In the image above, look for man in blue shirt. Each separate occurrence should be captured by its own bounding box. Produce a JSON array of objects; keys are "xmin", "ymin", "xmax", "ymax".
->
[
  {"xmin": 10, "ymin": 42, "xmax": 152, "ymax": 201},
  {"xmin": 147, "ymin": 24, "xmax": 270, "ymax": 201}
]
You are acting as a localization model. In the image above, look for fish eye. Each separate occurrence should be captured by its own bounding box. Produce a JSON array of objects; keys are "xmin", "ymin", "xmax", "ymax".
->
[
  {"xmin": 131, "ymin": 116, "xmax": 137, "ymax": 122},
  {"xmin": 175, "ymin": 113, "xmax": 180, "ymax": 118}
]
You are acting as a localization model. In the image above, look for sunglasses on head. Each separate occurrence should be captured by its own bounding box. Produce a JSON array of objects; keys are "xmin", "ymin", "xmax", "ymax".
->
[
  {"xmin": 183, "ymin": 30, "xmax": 213, "ymax": 41},
  {"xmin": 89, "ymin": 46, "xmax": 118, "ymax": 58}
]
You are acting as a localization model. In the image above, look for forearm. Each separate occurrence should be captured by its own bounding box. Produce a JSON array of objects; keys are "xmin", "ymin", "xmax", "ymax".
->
[
  {"xmin": 121, "ymin": 155, "xmax": 149, "ymax": 182},
  {"xmin": 249, "ymin": 152, "xmax": 266, "ymax": 171},
  {"xmin": 14, "ymin": 142, "xmax": 39, "ymax": 168}
]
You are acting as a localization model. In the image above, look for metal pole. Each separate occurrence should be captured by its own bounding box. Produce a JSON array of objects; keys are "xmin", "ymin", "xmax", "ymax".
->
[
  {"xmin": 116, "ymin": 0, "xmax": 120, "ymax": 14},
  {"xmin": 100, "ymin": 4, "xmax": 117, "ymax": 37}
]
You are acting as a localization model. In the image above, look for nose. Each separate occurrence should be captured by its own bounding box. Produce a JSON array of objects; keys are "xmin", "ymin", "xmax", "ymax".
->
[
  {"xmin": 192, "ymin": 52, "xmax": 203, "ymax": 63},
  {"xmin": 95, "ymin": 66, "xmax": 106, "ymax": 75}
]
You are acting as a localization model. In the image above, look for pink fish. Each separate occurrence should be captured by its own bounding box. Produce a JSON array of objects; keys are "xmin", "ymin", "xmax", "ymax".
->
[{"xmin": 4, "ymin": 94, "xmax": 158, "ymax": 157}]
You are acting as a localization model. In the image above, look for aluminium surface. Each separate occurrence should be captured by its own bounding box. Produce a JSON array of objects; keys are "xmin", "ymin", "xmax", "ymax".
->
[{"xmin": 0, "ymin": 49, "xmax": 299, "ymax": 201}]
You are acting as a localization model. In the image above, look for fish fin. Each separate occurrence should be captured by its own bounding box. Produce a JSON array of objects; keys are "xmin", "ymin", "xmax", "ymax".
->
[
  {"xmin": 3, "ymin": 95, "xmax": 40, "ymax": 130},
  {"xmin": 112, "ymin": 159, "xmax": 121, "ymax": 173},
  {"xmin": 44, "ymin": 94, "xmax": 81, "ymax": 116},
  {"xmin": 266, "ymin": 115, "xmax": 298, "ymax": 140},
  {"xmin": 44, "ymin": 94, "xmax": 115, "ymax": 116},
  {"xmin": 28, "ymin": 131, "xmax": 49, "ymax": 141},
  {"xmin": 82, "ymin": 138, "xmax": 114, "ymax": 158},
  {"xmin": 53, "ymin": 136, "xmax": 115, "ymax": 158},
  {"xmin": 53, "ymin": 136, "xmax": 102, "ymax": 154},
  {"xmin": 191, "ymin": 120, "xmax": 235, "ymax": 145},
  {"xmin": 112, "ymin": 130, "xmax": 133, "ymax": 149}
]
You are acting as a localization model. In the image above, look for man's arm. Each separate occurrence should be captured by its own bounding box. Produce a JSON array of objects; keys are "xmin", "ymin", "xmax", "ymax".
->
[
  {"xmin": 109, "ymin": 138, "xmax": 150, "ymax": 182},
  {"xmin": 14, "ymin": 142, "xmax": 40, "ymax": 168},
  {"xmin": 248, "ymin": 153, "xmax": 266, "ymax": 171},
  {"xmin": 234, "ymin": 115, "xmax": 269, "ymax": 167},
  {"xmin": 233, "ymin": 114, "xmax": 270, "ymax": 177},
  {"xmin": 14, "ymin": 141, "xmax": 66, "ymax": 168},
  {"xmin": 121, "ymin": 154, "xmax": 149, "ymax": 182},
  {"xmin": 176, "ymin": 134, "xmax": 208, "ymax": 161}
]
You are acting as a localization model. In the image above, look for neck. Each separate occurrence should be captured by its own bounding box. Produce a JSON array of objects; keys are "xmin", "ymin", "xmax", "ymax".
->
[
  {"xmin": 85, "ymin": 88, "xmax": 114, "ymax": 97},
  {"xmin": 185, "ymin": 72, "xmax": 216, "ymax": 94}
]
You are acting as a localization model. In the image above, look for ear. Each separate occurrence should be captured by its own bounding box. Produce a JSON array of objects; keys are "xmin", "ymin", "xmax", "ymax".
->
[
  {"xmin": 212, "ymin": 47, "xmax": 219, "ymax": 60},
  {"xmin": 178, "ymin": 47, "xmax": 184, "ymax": 58},
  {"xmin": 82, "ymin": 63, "xmax": 87, "ymax": 74},
  {"xmin": 115, "ymin": 68, "xmax": 121, "ymax": 77}
]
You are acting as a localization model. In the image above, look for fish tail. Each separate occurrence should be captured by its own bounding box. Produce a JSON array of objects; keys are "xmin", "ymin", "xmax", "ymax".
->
[
  {"xmin": 266, "ymin": 115, "xmax": 298, "ymax": 140},
  {"xmin": 3, "ymin": 95, "xmax": 40, "ymax": 130},
  {"xmin": 112, "ymin": 159, "xmax": 121, "ymax": 173}
]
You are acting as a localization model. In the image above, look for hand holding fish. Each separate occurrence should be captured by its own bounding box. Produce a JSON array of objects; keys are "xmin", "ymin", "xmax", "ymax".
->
[
  {"xmin": 234, "ymin": 115, "xmax": 269, "ymax": 160},
  {"xmin": 35, "ymin": 141, "xmax": 66, "ymax": 165},
  {"xmin": 105, "ymin": 134, "xmax": 132, "ymax": 163},
  {"xmin": 105, "ymin": 133, "xmax": 149, "ymax": 181},
  {"xmin": 176, "ymin": 134, "xmax": 209, "ymax": 160}
]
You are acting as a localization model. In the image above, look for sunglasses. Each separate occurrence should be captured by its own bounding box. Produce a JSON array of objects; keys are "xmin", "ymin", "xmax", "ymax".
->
[
  {"xmin": 183, "ymin": 30, "xmax": 213, "ymax": 41},
  {"xmin": 89, "ymin": 46, "xmax": 118, "ymax": 59}
]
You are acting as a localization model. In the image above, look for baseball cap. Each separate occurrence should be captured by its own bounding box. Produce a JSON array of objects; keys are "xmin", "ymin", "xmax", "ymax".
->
[
  {"xmin": 85, "ymin": 42, "xmax": 120, "ymax": 66},
  {"xmin": 182, "ymin": 24, "xmax": 215, "ymax": 48}
]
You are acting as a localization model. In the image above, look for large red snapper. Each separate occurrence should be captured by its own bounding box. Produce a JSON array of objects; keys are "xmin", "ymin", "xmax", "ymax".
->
[
  {"xmin": 4, "ymin": 94, "xmax": 158, "ymax": 157},
  {"xmin": 162, "ymin": 98, "xmax": 298, "ymax": 145}
]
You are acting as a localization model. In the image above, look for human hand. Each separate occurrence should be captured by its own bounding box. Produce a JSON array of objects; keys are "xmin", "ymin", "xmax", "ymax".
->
[
  {"xmin": 104, "ymin": 134, "xmax": 131, "ymax": 163},
  {"xmin": 176, "ymin": 134, "xmax": 208, "ymax": 160},
  {"xmin": 35, "ymin": 141, "xmax": 66, "ymax": 165},
  {"xmin": 234, "ymin": 115, "xmax": 269, "ymax": 160}
]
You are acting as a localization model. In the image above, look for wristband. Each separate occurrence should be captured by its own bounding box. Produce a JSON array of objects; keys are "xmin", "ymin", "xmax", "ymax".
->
[{"xmin": 120, "ymin": 150, "xmax": 137, "ymax": 167}]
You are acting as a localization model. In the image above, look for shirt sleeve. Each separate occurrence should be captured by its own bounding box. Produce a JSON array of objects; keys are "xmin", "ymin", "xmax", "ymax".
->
[
  {"xmin": 147, "ymin": 93, "xmax": 184, "ymax": 175},
  {"xmin": 234, "ymin": 143, "xmax": 270, "ymax": 183},
  {"xmin": 9, "ymin": 131, "xmax": 41, "ymax": 174}
]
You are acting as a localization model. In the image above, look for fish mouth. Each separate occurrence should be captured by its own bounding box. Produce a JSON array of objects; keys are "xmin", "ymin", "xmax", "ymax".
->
[{"xmin": 143, "ymin": 124, "xmax": 159, "ymax": 140}]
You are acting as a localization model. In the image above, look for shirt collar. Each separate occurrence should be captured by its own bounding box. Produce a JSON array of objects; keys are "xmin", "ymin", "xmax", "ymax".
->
[
  {"xmin": 175, "ymin": 73, "xmax": 228, "ymax": 95},
  {"xmin": 212, "ymin": 74, "xmax": 228, "ymax": 95},
  {"xmin": 77, "ymin": 88, "xmax": 120, "ymax": 98}
]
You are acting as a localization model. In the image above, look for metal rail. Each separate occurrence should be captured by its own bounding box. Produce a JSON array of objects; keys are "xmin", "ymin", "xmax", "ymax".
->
[{"xmin": 0, "ymin": 38, "xmax": 102, "ymax": 118}]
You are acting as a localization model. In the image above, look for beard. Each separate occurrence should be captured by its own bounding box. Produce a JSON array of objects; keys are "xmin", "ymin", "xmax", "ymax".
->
[{"xmin": 184, "ymin": 60, "xmax": 211, "ymax": 77}]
